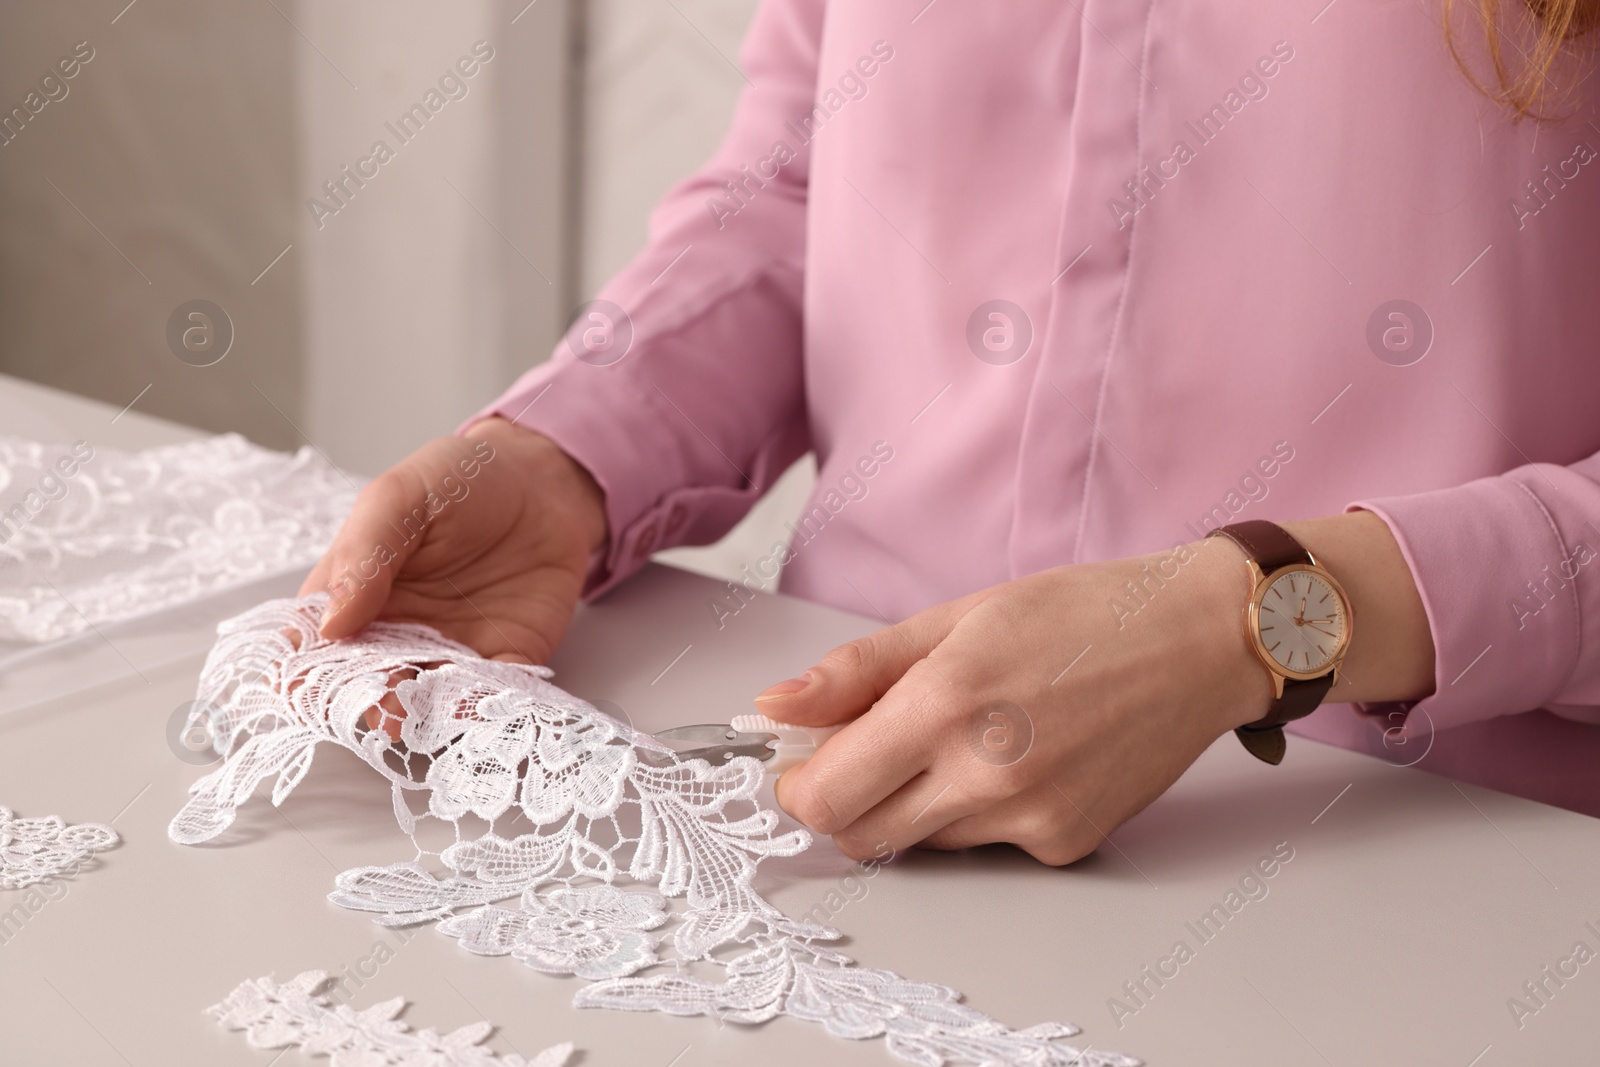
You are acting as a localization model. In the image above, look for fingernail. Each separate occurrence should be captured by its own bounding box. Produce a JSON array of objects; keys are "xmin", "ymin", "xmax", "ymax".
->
[
  {"xmin": 755, "ymin": 672, "xmax": 813, "ymax": 702},
  {"xmin": 771, "ymin": 772, "xmax": 795, "ymax": 817},
  {"xmin": 318, "ymin": 591, "xmax": 345, "ymax": 632}
]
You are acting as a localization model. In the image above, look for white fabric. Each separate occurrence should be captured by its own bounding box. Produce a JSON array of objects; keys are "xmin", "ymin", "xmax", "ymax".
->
[
  {"xmin": 171, "ymin": 596, "xmax": 1140, "ymax": 1067},
  {"xmin": 210, "ymin": 970, "xmax": 573, "ymax": 1067},
  {"xmin": 0, "ymin": 805, "xmax": 118, "ymax": 889},
  {"xmin": 0, "ymin": 435, "xmax": 358, "ymax": 644}
]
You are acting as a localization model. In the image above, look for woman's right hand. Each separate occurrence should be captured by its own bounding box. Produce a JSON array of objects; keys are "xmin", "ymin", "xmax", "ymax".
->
[{"xmin": 298, "ymin": 417, "xmax": 608, "ymax": 665}]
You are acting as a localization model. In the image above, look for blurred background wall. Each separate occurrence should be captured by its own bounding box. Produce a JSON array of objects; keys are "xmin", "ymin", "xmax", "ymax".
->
[
  {"xmin": 0, "ymin": 1, "xmax": 307, "ymax": 451},
  {"xmin": 0, "ymin": 0, "xmax": 807, "ymax": 582}
]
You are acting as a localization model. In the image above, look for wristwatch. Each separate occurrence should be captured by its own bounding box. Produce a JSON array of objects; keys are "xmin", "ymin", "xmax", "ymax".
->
[{"xmin": 1207, "ymin": 520, "xmax": 1353, "ymax": 765}]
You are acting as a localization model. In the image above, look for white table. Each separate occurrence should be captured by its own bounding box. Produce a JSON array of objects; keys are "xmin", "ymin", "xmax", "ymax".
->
[{"xmin": 2, "ymin": 374, "xmax": 1596, "ymax": 1066}]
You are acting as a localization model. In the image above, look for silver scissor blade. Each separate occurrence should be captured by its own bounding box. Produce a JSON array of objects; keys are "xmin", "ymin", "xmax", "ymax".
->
[{"xmin": 645, "ymin": 724, "xmax": 779, "ymax": 765}]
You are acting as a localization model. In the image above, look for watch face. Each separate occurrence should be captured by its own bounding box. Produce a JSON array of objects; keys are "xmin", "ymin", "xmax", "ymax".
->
[{"xmin": 1255, "ymin": 567, "xmax": 1348, "ymax": 675}]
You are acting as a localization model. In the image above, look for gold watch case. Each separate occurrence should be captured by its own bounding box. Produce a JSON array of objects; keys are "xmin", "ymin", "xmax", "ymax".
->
[{"xmin": 1241, "ymin": 559, "xmax": 1354, "ymax": 693}]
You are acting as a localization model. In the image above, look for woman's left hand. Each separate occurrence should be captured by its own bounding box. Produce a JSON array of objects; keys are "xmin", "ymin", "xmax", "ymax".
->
[{"xmin": 762, "ymin": 513, "xmax": 1434, "ymax": 865}]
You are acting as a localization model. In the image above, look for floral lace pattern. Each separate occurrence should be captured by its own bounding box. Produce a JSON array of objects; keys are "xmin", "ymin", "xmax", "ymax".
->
[
  {"xmin": 171, "ymin": 596, "xmax": 1139, "ymax": 1067},
  {"xmin": 210, "ymin": 970, "xmax": 573, "ymax": 1067},
  {"xmin": 0, "ymin": 435, "xmax": 358, "ymax": 644},
  {"xmin": 0, "ymin": 805, "xmax": 119, "ymax": 890}
]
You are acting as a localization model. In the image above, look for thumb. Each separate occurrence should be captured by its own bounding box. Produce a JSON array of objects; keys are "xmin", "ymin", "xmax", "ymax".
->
[
  {"xmin": 305, "ymin": 474, "xmax": 426, "ymax": 639},
  {"xmin": 752, "ymin": 599, "xmax": 966, "ymax": 727}
]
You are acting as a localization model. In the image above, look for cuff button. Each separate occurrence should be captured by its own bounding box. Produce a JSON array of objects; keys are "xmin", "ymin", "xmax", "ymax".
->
[{"xmin": 632, "ymin": 523, "xmax": 659, "ymax": 560}]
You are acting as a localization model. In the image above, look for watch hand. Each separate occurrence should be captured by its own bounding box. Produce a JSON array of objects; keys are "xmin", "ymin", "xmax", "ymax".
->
[{"xmin": 1280, "ymin": 616, "xmax": 1319, "ymax": 655}]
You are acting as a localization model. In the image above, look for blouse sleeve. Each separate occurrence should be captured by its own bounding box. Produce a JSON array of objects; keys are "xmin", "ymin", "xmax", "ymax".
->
[
  {"xmin": 466, "ymin": 0, "xmax": 825, "ymax": 597},
  {"xmin": 1353, "ymin": 449, "xmax": 1600, "ymax": 729}
]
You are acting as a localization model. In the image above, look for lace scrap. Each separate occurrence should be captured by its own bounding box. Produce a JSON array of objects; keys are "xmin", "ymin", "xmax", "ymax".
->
[
  {"xmin": 209, "ymin": 970, "xmax": 573, "ymax": 1067},
  {"xmin": 0, "ymin": 434, "xmax": 358, "ymax": 644},
  {"xmin": 0, "ymin": 805, "xmax": 119, "ymax": 890},
  {"xmin": 172, "ymin": 596, "xmax": 1139, "ymax": 1067}
]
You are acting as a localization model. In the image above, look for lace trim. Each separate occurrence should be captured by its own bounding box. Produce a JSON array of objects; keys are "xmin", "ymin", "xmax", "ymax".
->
[
  {"xmin": 0, "ymin": 805, "xmax": 119, "ymax": 890},
  {"xmin": 209, "ymin": 970, "xmax": 573, "ymax": 1067},
  {"xmin": 0, "ymin": 434, "xmax": 358, "ymax": 644},
  {"xmin": 172, "ymin": 596, "xmax": 1139, "ymax": 1067}
]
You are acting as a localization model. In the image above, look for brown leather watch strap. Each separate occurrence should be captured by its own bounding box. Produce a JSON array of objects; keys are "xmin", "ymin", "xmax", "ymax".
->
[
  {"xmin": 1244, "ymin": 672, "xmax": 1335, "ymax": 732},
  {"xmin": 1233, "ymin": 674, "xmax": 1334, "ymax": 766},
  {"xmin": 1209, "ymin": 518, "xmax": 1311, "ymax": 572},
  {"xmin": 1207, "ymin": 520, "xmax": 1337, "ymax": 766}
]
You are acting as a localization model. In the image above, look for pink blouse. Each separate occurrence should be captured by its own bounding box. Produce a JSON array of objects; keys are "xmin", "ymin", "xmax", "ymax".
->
[{"xmin": 475, "ymin": 1, "xmax": 1600, "ymax": 816}]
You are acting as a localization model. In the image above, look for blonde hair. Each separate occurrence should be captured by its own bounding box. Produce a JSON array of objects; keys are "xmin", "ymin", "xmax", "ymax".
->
[{"xmin": 1447, "ymin": 0, "xmax": 1600, "ymax": 118}]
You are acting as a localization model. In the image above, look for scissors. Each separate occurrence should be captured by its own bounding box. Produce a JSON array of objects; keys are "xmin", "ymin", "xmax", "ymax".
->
[{"xmin": 646, "ymin": 714, "xmax": 842, "ymax": 774}]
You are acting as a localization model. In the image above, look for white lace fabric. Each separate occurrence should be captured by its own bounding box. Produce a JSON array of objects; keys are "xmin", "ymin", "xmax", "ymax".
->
[
  {"xmin": 172, "ymin": 596, "xmax": 1139, "ymax": 1067},
  {"xmin": 210, "ymin": 970, "xmax": 573, "ymax": 1067},
  {"xmin": 0, "ymin": 435, "xmax": 358, "ymax": 644},
  {"xmin": 0, "ymin": 805, "xmax": 119, "ymax": 889}
]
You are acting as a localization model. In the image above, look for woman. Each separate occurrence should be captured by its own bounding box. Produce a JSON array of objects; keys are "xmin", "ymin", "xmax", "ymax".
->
[{"xmin": 303, "ymin": 0, "xmax": 1600, "ymax": 863}]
